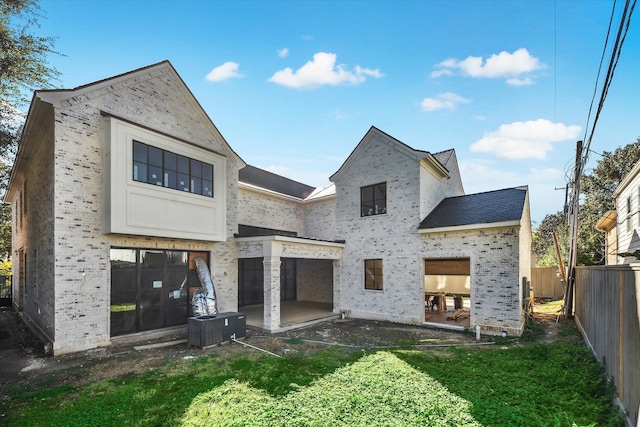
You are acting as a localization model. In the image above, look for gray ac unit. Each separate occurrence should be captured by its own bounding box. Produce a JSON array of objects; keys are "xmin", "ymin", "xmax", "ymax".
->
[{"xmin": 188, "ymin": 312, "xmax": 246, "ymax": 348}]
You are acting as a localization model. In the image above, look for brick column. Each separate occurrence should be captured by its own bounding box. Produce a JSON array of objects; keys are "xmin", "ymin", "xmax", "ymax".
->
[
  {"xmin": 332, "ymin": 259, "xmax": 341, "ymax": 313},
  {"xmin": 263, "ymin": 256, "xmax": 281, "ymax": 330}
]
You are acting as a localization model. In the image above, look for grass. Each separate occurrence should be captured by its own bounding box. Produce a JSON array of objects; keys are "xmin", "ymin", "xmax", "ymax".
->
[{"xmin": 1, "ymin": 319, "xmax": 623, "ymax": 427}]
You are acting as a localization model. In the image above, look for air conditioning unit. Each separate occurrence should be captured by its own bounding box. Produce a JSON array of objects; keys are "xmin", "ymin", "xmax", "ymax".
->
[{"xmin": 188, "ymin": 312, "xmax": 246, "ymax": 348}]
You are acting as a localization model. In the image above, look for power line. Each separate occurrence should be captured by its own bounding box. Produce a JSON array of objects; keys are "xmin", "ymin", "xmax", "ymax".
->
[
  {"xmin": 564, "ymin": 0, "xmax": 636, "ymax": 318},
  {"xmin": 583, "ymin": 0, "xmax": 636, "ymax": 159}
]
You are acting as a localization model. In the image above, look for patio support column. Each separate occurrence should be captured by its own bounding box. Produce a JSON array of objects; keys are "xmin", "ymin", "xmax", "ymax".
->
[
  {"xmin": 263, "ymin": 255, "xmax": 281, "ymax": 330},
  {"xmin": 332, "ymin": 259, "xmax": 342, "ymax": 314}
]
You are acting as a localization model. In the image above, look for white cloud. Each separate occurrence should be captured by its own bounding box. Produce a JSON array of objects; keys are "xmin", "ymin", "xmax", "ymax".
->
[
  {"xmin": 268, "ymin": 52, "xmax": 383, "ymax": 89},
  {"xmin": 470, "ymin": 119, "xmax": 581, "ymax": 160},
  {"xmin": 205, "ymin": 61, "xmax": 243, "ymax": 82},
  {"xmin": 431, "ymin": 48, "xmax": 545, "ymax": 83},
  {"xmin": 278, "ymin": 48, "xmax": 289, "ymax": 58},
  {"xmin": 420, "ymin": 92, "xmax": 469, "ymax": 112},
  {"xmin": 506, "ymin": 77, "xmax": 533, "ymax": 86}
]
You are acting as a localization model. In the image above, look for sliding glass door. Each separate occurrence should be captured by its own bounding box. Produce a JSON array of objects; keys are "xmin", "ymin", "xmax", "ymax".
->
[{"xmin": 110, "ymin": 248, "xmax": 203, "ymax": 336}]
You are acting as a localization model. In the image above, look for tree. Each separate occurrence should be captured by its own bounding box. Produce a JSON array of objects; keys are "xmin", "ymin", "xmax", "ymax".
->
[
  {"xmin": 1, "ymin": 0, "xmax": 60, "ymax": 106},
  {"xmin": 0, "ymin": 162, "xmax": 12, "ymax": 258},
  {"xmin": 532, "ymin": 211, "xmax": 568, "ymax": 267},
  {"xmin": 1, "ymin": 0, "xmax": 60, "ymax": 259}
]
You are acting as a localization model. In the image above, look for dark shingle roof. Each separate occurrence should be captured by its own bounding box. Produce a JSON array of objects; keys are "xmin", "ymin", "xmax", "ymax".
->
[
  {"xmin": 432, "ymin": 149, "xmax": 454, "ymax": 167},
  {"xmin": 239, "ymin": 165, "xmax": 315, "ymax": 199},
  {"xmin": 419, "ymin": 187, "xmax": 527, "ymax": 230}
]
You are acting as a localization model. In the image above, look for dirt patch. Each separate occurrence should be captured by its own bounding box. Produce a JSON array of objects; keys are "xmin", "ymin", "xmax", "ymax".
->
[{"xmin": 0, "ymin": 307, "xmax": 574, "ymax": 394}]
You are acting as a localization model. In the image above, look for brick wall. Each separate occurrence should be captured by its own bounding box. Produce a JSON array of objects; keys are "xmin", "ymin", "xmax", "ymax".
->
[
  {"xmin": 420, "ymin": 227, "xmax": 525, "ymax": 335},
  {"xmin": 303, "ymin": 198, "xmax": 336, "ymax": 240},
  {"xmin": 13, "ymin": 105, "xmax": 57, "ymax": 343},
  {"xmin": 334, "ymin": 132, "xmax": 425, "ymax": 324},
  {"xmin": 296, "ymin": 259, "xmax": 333, "ymax": 303},
  {"xmin": 237, "ymin": 188, "xmax": 304, "ymax": 234},
  {"xmin": 42, "ymin": 64, "xmax": 242, "ymax": 354}
]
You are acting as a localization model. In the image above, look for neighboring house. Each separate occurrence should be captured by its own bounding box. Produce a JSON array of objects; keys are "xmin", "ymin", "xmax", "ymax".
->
[
  {"xmin": 5, "ymin": 61, "xmax": 532, "ymax": 354},
  {"xmin": 595, "ymin": 210, "xmax": 617, "ymax": 265},
  {"xmin": 596, "ymin": 159, "xmax": 640, "ymax": 264}
]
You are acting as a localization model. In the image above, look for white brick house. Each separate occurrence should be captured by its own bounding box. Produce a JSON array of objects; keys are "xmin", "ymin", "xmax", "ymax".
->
[{"xmin": 5, "ymin": 61, "xmax": 532, "ymax": 354}]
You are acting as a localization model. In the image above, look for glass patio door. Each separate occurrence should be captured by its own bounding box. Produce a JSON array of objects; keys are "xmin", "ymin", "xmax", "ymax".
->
[{"xmin": 110, "ymin": 248, "xmax": 193, "ymax": 336}]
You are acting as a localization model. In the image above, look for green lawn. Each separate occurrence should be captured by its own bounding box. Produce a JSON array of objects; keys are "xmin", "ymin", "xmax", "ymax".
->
[{"xmin": 2, "ymin": 320, "xmax": 622, "ymax": 426}]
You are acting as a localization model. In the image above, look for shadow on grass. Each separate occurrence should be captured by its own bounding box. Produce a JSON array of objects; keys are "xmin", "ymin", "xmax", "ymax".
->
[{"xmin": 3, "ymin": 349, "xmax": 364, "ymax": 427}]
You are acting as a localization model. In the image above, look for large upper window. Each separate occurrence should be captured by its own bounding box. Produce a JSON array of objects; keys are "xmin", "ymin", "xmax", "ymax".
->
[
  {"xmin": 361, "ymin": 182, "xmax": 387, "ymax": 217},
  {"xmin": 364, "ymin": 259, "xmax": 383, "ymax": 290},
  {"xmin": 133, "ymin": 140, "xmax": 214, "ymax": 197}
]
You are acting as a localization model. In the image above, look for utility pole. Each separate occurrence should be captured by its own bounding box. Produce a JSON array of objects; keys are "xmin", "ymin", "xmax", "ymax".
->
[
  {"xmin": 565, "ymin": 140, "xmax": 584, "ymax": 319},
  {"xmin": 553, "ymin": 185, "xmax": 570, "ymax": 214}
]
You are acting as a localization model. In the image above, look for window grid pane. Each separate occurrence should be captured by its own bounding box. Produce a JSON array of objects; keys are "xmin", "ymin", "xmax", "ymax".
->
[
  {"xmin": 132, "ymin": 140, "xmax": 214, "ymax": 198},
  {"xmin": 361, "ymin": 183, "xmax": 387, "ymax": 217},
  {"xmin": 364, "ymin": 259, "xmax": 383, "ymax": 290}
]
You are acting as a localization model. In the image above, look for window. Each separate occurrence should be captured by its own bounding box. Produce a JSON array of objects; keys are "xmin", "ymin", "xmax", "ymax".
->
[
  {"xmin": 361, "ymin": 183, "xmax": 387, "ymax": 217},
  {"xmin": 364, "ymin": 259, "xmax": 383, "ymax": 290},
  {"xmin": 133, "ymin": 140, "xmax": 214, "ymax": 197},
  {"xmin": 627, "ymin": 196, "xmax": 632, "ymax": 233}
]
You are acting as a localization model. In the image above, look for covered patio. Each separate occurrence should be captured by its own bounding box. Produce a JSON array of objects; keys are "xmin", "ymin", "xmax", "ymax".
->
[
  {"xmin": 242, "ymin": 301, "xmax": 338, "ymax": 332},
  {"xmin": 235, "ymin": 235, "xmax": 344, "ymax": 332}
]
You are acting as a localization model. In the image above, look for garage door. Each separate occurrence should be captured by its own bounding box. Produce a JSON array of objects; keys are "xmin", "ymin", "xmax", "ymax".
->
[{"xmin": 424, "ymin": 258, "xmax": 470, "ymax": 276}]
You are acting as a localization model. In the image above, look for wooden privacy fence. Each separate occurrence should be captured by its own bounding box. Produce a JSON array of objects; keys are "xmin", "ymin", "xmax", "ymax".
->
[
  {"xmin": 575, "ymin": 265, "xmax": 640, "ymax": 427},
  {"xmin": 530, "ymin": 267, "xmax": 565, "ymax": 299}
]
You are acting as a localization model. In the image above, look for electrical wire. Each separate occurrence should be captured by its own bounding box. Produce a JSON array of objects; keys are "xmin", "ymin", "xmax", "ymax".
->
[
  {"xmin": 563, "ymin": 0, "xmax": 636, "ymax": 318},
  {"xmin": 581, "ymin": 0, "xmax": 619, "ymax": 147},
  {"xmin": 583, "ymin": 0, "xmax": 636, "ymax": 159}
]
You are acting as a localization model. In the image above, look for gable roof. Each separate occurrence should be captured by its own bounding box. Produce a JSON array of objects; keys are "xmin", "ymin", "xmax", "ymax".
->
[
  {"xmin": 239, "ymin": 165, "xmax": 316, "ymax": 199},
  {"xmin": 6, "ymin": 60, "xmax": 245, "ymax": 202},
  {"xmin": 329, "ymin": 126, "xmax": 450, "ymax": 182},
  {"xmin": 419, "ymin": 187, "xmax": 527, "ymax": 231},
  {"xmin": 432, "ymin": 149, "xmax": 455, "ymax": 166}
]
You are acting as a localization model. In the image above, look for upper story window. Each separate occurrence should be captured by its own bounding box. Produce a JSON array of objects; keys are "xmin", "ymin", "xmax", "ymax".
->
[
  {"xmin": 627, "ymin": 196, "xmax": 633, "ymax": 233},
  {"xmin": 133, "ymin": 140, "xmax": 214, "ymax": 197},
  {"xmin": 361, "ymin": 182, "xmax": 387, "ymax": 217}
]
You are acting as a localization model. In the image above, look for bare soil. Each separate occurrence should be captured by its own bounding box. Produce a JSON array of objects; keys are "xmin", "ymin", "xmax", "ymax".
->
[{"xmin": 0, "ymin": 306, "xmax": 574, "ymax": 395}]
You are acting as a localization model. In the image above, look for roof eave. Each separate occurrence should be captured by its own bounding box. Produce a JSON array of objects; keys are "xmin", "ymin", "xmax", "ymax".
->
[
  {"xmin": 595, "ymin": 210, "xmax": 617, "ymax": 232},
  {"xmin": 4, "ymin": 95, "xmax": 50, "ymax": 203},
  {"xmin": 421, "ymin": 154, "xmax": 449, "ymax": 179},
  {"xmin": 419, "ymin": 219, "xmax": 521, "ymax": 234}
]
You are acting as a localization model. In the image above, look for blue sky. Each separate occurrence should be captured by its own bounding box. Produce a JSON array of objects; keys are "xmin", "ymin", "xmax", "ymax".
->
[{"xmin": 33, "ymin": 0, "xmax": 640, "ymax": 225}]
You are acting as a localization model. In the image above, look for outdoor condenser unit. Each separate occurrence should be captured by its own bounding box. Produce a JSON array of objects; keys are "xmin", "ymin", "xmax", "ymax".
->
[{"xmin": 188, "ymin": 312, "xmax": 246, "ymax": 348}]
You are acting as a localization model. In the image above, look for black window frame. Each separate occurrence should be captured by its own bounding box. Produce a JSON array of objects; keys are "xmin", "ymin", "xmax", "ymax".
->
[
  {"xmin": 361, "ymin": 182, "xmax": 387, "ymax": 217},
  {"xmin": 364, "ymin": 259, "xmax": 383, "ymax": 290},
  {"xmin": 132, "ymin": 140, "xmax": 214, "ymax": 198}
]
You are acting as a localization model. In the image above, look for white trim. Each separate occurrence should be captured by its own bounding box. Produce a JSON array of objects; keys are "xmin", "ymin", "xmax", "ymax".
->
[
  {"xmin": 103, "ymin": 117, "xmax": 227, "ymax": 241},
  {"xmin": 234, "ymin": 234, "xmax": 345, "ymax": 248},
  {"xmin": 419, "ymin": 220, "xmax": 520, "ymax": 234},
  {"xmin": 421, "ymin": 155, "xmax": 449, "ymax": 179}
]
